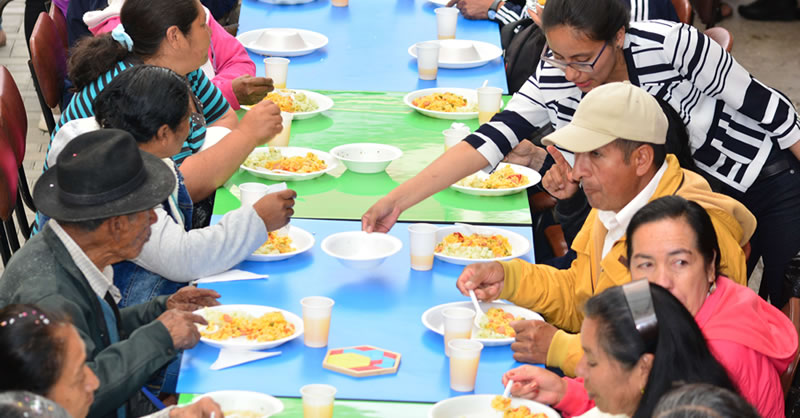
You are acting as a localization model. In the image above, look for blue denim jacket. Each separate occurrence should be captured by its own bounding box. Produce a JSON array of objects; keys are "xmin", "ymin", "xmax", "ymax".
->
[{"xmin": 114, "ymin": 168, "xmax": 194, "ymax": 308}]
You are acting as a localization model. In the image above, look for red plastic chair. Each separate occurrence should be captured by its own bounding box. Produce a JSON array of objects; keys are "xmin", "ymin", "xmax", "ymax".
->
[
  {"xmin": 0, "ymin": 129, "xmax": 20, "ymax": 265},
  {"xmin": 704, "ymin": 27, "xmax": 734, "ymax": 53},
  {"xmin": 29, "ymin": 12, "xmax": 67, "ymax": 135},
  {"xmin": 49, "ymin": 2, "xmax": 69, "ymax": 55}
]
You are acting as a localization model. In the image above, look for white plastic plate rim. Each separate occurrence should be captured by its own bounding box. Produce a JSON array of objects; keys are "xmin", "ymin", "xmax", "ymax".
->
[
  {"xmin": 237, "ymin": 28, "xmax": 328, "ymax": 57},
  {"xmin": 450, "ymin": 163, "xmax": 542, "ymax": 196},
  {"xmin": 195, "ymin": 304, "xmax": 304, "ymax": 350},
  {"xmin": 241, "ymin": 90, "xmax": 334, "ymax": 120},
  {"xmin": 433, "ymin": 224, "xmax": 531, "ymax": 265},
  {"xmin": 245, "ymin": 226, "xmax": 315, "ymax": 262},
  {"xmin": 420, "ymin": 301, "xmax": 542, "ymax": 346},
  {"xmin": 240, "ymin": 146, "xmax": 339, "ymax": 181},
  {"xmin": 408, "ymin": 40, "xmax": 503, "ymax": 69}
]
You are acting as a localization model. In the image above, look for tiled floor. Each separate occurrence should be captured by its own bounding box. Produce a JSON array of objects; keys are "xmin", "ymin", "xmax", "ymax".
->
[{"xmin": 0, "ymin": 0, "xmax": 797, "ymax": 286}]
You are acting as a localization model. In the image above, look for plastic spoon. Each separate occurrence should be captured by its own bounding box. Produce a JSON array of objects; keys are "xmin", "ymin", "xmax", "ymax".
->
[
  {"xmin": 502, "ymin": 380, "xmax": 513, "ymax": 398},
  {"xmin": 469, "ymin": 289, "xmax": 489, "ymax": 328}
]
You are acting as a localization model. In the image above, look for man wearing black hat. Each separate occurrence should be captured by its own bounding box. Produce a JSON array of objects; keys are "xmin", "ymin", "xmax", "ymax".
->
[{"xmin": 0, "ymin": 129, "xmax": 221, "ymax": 418}]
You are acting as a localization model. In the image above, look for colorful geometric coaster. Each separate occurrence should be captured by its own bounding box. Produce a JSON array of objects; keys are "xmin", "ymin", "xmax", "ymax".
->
[{"xmin": 322, "ymin": 345, "xmax": 401, "ymax": 377}]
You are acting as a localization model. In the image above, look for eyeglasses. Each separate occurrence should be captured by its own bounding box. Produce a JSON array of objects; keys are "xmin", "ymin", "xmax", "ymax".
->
[{"xmin": 540, "ymin": 41, "xmax": 608, "ymax": 73}]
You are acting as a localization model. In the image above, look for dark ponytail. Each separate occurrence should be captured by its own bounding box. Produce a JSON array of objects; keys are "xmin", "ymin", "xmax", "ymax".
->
[
  {"xmin": 541, "ymin": 0, "xmax": 630, "ymax": 43},
  {"xmin": 68, "ymin": 0, "xmax": 200, "ymax": 90}
]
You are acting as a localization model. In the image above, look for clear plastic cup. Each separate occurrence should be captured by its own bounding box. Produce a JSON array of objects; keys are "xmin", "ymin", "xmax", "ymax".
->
[
  {"xmin": 477, "ymin": 86, "xmax": 503, "ymax": 124},
  {"xmin": 300, "ymin": 384, "xmax": 336, "ymax": 418},
  {"xmin": 301, "ymin": 296, "xmax": 335, "ymax": 348},
  {"xmin": 435, "ymin": 7, "xmax": 458, "ymax": 40},
  {"xmin": 408, "ymin": 223, "xmax": 438, "ymax": 271},
  {"xmin": 264, "ymin": 57, "xmax": 290, "ymax": 89},
  {"xmin": 448, "ymin": 339, "xmax": 484, "ymax": 392},
  {"xmin": 268, "ymin": 111, "xmax": 293, "ymax": 147},
  {"xmin": 443, "ymin": 127, "xmax": 469, "ymax": 150},
  {"xmin": 416, "ymin": 42, "xmax": 440, "ymax": 81},
  {"xmin": 239, "ymin": 182, "xmax": 271, "ymax": 207},
  {"xmin": 442, "ymin": 307, "xmax": 475, "ymax": 356}
]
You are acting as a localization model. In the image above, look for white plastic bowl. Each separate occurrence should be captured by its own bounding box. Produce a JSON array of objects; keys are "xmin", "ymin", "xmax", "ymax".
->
[
  {"xmin": 428, "ymin": 394, "xmax": 559, "ymax": 418},
  {"xmin": 329, "ymin": 143, "xmax": 403, "ymax": 174},
  {"xmin": 321, "ymin": 231, "xmax": 403, "ymax": 270},
  {"xmin": 196, "ymin": 390, "xmax": 284, "ymax": 417}
]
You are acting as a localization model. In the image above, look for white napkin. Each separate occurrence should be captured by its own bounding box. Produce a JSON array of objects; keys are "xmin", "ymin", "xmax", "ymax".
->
[
  {"xmin": 192, "ymin": 269, "xmax": 268, "ymax": 285},
  {"xmin": 210, "ymin": 348, "xmax": 282, "ymax": 370}
]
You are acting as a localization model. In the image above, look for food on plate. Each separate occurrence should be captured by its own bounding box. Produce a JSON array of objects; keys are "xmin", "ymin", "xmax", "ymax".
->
[
  {"xmin": 244, "ymin": 147, "xmax": 327, "ymax": 173},
  {"xmin": 435, "ymin": 232, "xmax": 512, "ymax": 259},
  {"xmin": 200, "ymin": 309, "xmax": 296, "ymax": 342},
  {"xmin": 223, "ymin": 411, "xmax": 265, "ymax": 418},
  {"xmin": 476, "ymin": 307, "xmax": 523, "ymax": 338},
  {"xmin": 263, "ymin": 89, "xmax": 319, "ymax": 113},
  {"xmin": 411, "ymin": 92, "xmax": 476, "ymax": 113},
  {"xmin": 492, "ymin": 396, "xmax": 548, "ymax": 418},
  {"xmin": 254, "ymin": 231, "xmax": 296, "ymax": 255},
  {"xmin": 457, "ymin": 165, "xmax": 529, "ymax": 189}
]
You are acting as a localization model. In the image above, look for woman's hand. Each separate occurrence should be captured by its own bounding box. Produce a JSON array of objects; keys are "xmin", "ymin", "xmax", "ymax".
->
[
  {"xmin": 237, "ymin": 99, "xmax": 283, "ymax": 146},
  {"xmin": 502, "ymin": 365, "xmax": 567, "ymax": 405}
]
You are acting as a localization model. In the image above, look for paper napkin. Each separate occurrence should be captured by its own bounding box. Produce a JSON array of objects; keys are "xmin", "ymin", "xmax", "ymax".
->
[
  {"xmin": 192, "ymin": 269, "xmax": 268, "ymax": 285},
  {"xmin": 210, "ymin": 348, "xmax": 282, "ymax": 370}
]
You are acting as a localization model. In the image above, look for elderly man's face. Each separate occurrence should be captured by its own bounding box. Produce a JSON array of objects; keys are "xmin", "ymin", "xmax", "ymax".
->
[
  {"xmin": 117, "ymin": 209, "xmax": 157, "ymax": 260},
  {"xmin": 571, "ymin": 142, "xmax": 645, "ymax": 212}
]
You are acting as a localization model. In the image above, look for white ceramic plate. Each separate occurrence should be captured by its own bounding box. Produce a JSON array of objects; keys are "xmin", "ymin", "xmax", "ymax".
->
[
  {"xmin": 434, "ymin": 224, "xmax": 531, "ymax": 265},
  {"xmin": 237, "ymin": 28, "xmax": 328, "ymax": 57},
  {"xmin": 195, "ymin": 304, "xmax": 303, "ymax": 351},
  {"xmin": 196, "ymin": 391, "xmax": 284, "ymax": 417},
  {"xmin": 260, "ymin": 0, "xmax": 314, "ymax": 3},
  {"xmin": 421, "ymin": 301, "xmax": 542, "ymax": 347},
  {"xmin": 241, "ymin": 90, "xmax": 334, "ymax": 120},
  {"xmin": 408, "ymin": 40, "xmax": 503, "ymax": 69},
  {"xmin": 451, "ymin": 163, "xmax": 542, "ymax": 196},
  {"xmin": 241, "ymin": 146, "xmax": 338, "ymax": 181},
  {"xmin": 403, "ymin": 88, "xmax": 478, "ymax": 120},
  {"xmin": 429, "ymin": 394, "xmax": 559, "ymax": 418},
  {"xmin": 246, "ymin": 226, "xmax": 315, "ymax": 262}
]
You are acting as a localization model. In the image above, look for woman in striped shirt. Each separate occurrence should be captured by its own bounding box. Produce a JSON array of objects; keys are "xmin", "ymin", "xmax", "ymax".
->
[
  {"xmin": 47, "ymin": 0, "xmax": 285, "ymax": 229},
  {"xmin": 363, "ymin": 0, "xmax": 800, "ymax": 307}
]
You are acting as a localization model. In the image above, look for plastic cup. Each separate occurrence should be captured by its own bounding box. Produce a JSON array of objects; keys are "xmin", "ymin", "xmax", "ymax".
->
[
  {"xmin": 443, "ymin": 127, "xmax": 469, "ymax": 150},
  {"xmin": 300, "ymin": 384, "xmax": 336, "ymax": 418},
  {"xmin": 416, "ymin": 42, "xmax": 440, "ymax": 81},
  {"xmin": 442, "ymin": 307, "xmax": 475, "ymax": 356},
  {"xmin": 239, "ymin": 182, "xmax": 271, "ymax": 207},
  {"xmin": 448, "ymin": 338, "xmax": 484, "ymax": 392},
  {"xmin": 331, "ymin": 0, "xmax": 348, "ymax": 6},
  {"xmin": 477, "ymin": 86, "xmax": 503, "ymax": 124},
  {"xmin": 435, "ymin": 7, "xmax": 458, "ymax": 40},
  {"xmin": 408, "ymin": 223, "xmax": 438, "ymax": 271},
  {"xmin": 268, "ymin": 111, "xmax": 293, "ymax": 147},
  {"xmin": 301, "ymin": 296, "xmax": 334, "ymax": 348},
  {"xmin": 264, "ymin": 57, "xmax": 289, "ymax": 89}
]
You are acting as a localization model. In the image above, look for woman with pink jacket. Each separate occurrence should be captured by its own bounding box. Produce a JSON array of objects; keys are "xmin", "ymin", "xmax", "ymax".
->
[
  {"xmin": 504, "ymin": 196, "xmax": 797, "ymax": 418},
  {"xmin": 83, "ymin": 0, "xmax": 270, "ymax": 109}
]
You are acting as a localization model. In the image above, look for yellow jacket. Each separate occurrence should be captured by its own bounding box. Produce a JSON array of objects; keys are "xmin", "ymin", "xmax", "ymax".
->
[{"xmin": 497, "ymin": 155, "xmax": 756, "ymax": 376}]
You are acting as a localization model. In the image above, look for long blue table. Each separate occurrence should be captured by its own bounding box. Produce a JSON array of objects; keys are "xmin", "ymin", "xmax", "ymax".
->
[
  {"xmin": 238, "ymin": 0, "xmax": 508, "ymax": 92},
  {"xmin": 176, "ymin": 218, "xmax": 534, "ymax": 402}
]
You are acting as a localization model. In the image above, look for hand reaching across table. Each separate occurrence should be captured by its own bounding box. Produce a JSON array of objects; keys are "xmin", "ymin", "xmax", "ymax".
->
[
  {"xmin": 446, "ymin": 0, "xmax": 493, "ymax": 20},
  {"xmin": 456, "ymin": 262, "xmax": 506, "ymax": 301}
]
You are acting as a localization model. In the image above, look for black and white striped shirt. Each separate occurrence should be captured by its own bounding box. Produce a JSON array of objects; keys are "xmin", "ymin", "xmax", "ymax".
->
[
  {"xmin": 490, "ymin": 0, "xmax": 678, "ymax": 26},
  {"xmin": 465, "ymin": 20, "xmax": 800, "ymax": 192}
]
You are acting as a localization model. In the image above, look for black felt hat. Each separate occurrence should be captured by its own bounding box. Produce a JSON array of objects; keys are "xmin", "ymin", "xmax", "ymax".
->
[{"xmin": 34, "ymin": 129, "xmax": 175, "ymax": 222}]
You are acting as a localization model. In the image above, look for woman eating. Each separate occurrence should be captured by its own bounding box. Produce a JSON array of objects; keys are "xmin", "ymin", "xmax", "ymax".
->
[
  {"xmin": 624, "ymin": 195, "xmax": 797, "ymax": 417},
  {"xmin": 362, "ymin": 0, "xmax": 800, "ymax": 309},
  {"xmin": 47, "ymin": 0, "xmax": 283, "ymax": 229},
  {"xmin": 0, "ymin": 304, "xmax": 222, "ymax": 417},
  {"xmin": 501, "ymin": 281, "xmax": 736, "ymax": 418}
]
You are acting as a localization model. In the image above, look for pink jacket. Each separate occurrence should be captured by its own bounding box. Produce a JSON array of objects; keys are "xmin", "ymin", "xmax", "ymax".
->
[
  {"xmin": 553, "ymin": 276, "xmax": 797, "ymax": 418},
  {"xmin": 696, "ymin": 276, "xmax": 797, "ymax": 418},
  {"xmin": 85, "ymin": 5, "xmax": 255, "ymax": 109}
]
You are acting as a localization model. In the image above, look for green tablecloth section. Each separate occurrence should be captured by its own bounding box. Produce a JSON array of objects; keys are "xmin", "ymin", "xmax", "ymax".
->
[
  {"xmin": 178, "ymin": 393, "xmax": 431, "ymax": 417},
  {"xmin": 215, "ymin": 91, "xmax": 531, "ymax": 224}
]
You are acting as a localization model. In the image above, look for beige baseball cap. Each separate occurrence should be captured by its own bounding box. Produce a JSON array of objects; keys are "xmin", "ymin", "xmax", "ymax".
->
[{"xmin": 541, "ymin": 82, "xmax": 668, "ymax": 153}]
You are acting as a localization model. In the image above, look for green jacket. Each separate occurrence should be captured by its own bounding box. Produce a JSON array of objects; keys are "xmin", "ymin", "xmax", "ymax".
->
[{"xmin": 0, "ymin": 225, "xmax": 176, "ymax": 418}]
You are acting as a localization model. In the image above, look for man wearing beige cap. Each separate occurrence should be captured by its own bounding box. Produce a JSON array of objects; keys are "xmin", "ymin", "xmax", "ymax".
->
[{"xmin": 456, "ymin": 82, "xmax": 756, "ymax": 376}]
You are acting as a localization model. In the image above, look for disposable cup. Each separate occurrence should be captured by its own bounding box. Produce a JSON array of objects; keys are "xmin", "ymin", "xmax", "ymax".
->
[
  {"xmin": 435, "ymin": 7, "xmax": 458, "ymax": 40},
  {"xmin": 416, "ymin": 42, "xmax": 440, "ymax": 81},
  {"xmin": 268, "ymin": 111, "xmax": 293, "ymax": 147},
  {"xmin": 443, "ymin": 127, "xmax": 469, "ymax": 150},
  {"xmin": 239, "ymin": 182, "xmax": 271, "ymax": 207},
  {"xmin": 442, "ymin": 307, "xmax": 475, "ymax": 356},
  {"xmin": 300, "ymin": 384, "xmax": 336, "ymax": 418},
  {"xmin": 408, "ymin": 223, "xmax": 438, "ymax": 271},
  {"xmin": 331, "ymin": 0, "xmax": 348, "ymax": 6},
  {"xmin": 448, "ymin": 338, "xmax": 483, "ymax": 392},
  {"xmin": 477, "ymin": 86, "xmax": 503, "ymax": 124},
  {"xmin": 301, "ymin": 296, "xmax": 334, "ymax": 348},
  {"xmin": 264, "ymin": 57, "xmax": 290, "ymax": 89}
]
